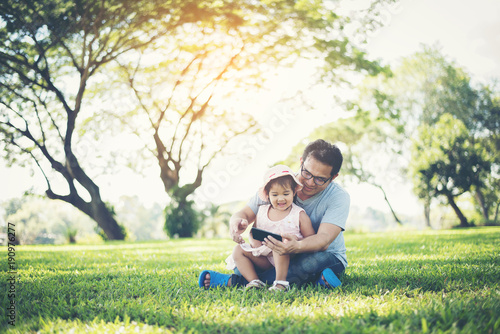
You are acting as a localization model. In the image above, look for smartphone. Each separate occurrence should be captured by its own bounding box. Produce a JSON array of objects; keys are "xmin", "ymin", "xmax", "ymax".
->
[{"xmin": 251, "ymin": 227, "xmax": 282, "ymax": 242}]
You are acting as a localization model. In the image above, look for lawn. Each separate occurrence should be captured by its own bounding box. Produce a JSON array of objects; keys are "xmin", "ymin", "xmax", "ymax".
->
[{"xmin": 1, "ymin": 227, "xmax": 499, "ymax": 333}]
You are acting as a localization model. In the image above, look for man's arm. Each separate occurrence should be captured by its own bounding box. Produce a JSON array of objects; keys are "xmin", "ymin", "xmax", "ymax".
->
[
  {"xmin": 229, "ymin": 205, "xmax": 256, "ymax": 244},
  {"xmin": 264, "ymin": 223, "xmax": 341, "ymax": 255}
]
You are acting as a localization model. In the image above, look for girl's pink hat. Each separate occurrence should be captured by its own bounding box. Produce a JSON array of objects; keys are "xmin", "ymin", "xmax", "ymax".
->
[{"xmin": 258, "ymin": 165, "xmax": 303, "ymax": 201}]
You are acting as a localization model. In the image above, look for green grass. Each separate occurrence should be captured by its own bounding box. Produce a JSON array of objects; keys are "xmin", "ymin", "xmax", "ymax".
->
[{"xmin": 1, "ymin": 227, "xmax": 499, "ymax": 333}]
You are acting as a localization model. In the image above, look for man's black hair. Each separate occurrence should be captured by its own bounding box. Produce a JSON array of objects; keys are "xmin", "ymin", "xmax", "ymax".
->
[{"xmin": 302, "ymin": 139, "xmax": 343, "ymax": 176}]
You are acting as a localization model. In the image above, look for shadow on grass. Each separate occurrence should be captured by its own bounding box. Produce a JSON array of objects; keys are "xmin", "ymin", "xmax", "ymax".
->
[
  {"xmin": 7, "ymin": 252, "xmax": 498, "ymax": 329},
  {"xmin": 6, "ymin": 286, "xmax": 500, "ymax": 334},
  {"xmin": 3, "ymin": 229, "xmax": 499, "ymax": 332}
]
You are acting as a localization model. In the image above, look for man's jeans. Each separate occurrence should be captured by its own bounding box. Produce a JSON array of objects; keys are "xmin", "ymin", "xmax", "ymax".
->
[{"xmin": 231, "ymin": 251, "xmax": 345, "ymax": 288}]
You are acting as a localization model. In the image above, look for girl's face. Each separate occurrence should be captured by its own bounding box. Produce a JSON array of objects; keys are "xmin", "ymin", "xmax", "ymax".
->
[{"xmin": 268, "ymin": 182, "xmax": 294, "ymax": 211}]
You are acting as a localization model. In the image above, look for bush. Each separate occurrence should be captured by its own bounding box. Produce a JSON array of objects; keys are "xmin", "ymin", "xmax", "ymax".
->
[{"xmin": 164, "ymin": 199, "xmax": 202, "ymax": 238}]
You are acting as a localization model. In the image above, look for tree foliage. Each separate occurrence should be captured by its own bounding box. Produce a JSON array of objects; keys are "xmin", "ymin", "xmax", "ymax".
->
[
  {"xmin": 410, "ymin": 114, "xmax": 491, "ymax": 227},
  {"xmin": 94, "ymin": 0, "xmax": 393, "ymax": 207},
  {"xmin": 0, "ymin": 0, "xmax": 397, "ymax": 239},
  {"xmin": 0, "ymin": 0, "xmax": 222, "ymax": 239},
  {"xmin": 198, "ymin": 203, "xmax": 231, "ymax": 238},
  {"xmin": 366, "ymin": 46, "xmax": 499, "ymax": 226},
  {"xmin": 286, "ymin": 46, "xmax": 499, "ymax": 228},
  {"xmin": 83, "ymin": 0, "xmax": 395, "ymax": 236},
  {"xmin": 164, "ymin": 199, "xmax": 202, "ymax": 238}
]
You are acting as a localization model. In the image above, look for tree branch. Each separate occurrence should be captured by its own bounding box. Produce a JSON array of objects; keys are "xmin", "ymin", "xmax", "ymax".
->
[
  {"xmin": 201, "ymin": 119, "xmax": 258, "ymax": 170},
  {"xmin": 168, "ymin": 51, "xmax": 208, "ymax": 153},
  {"xmin": 0, "ymin": 104, "xmax": 70, "ymax": 188},
  {"xmin": 6, "ymin": 136, "xmax": 52, "ymax": 192},
  {"xmin": 176, "ymin": 45, "xmax": 245, "ymax": 162},
  {"xmin": 119, "ymin": 58, "xmax": 156, "ymax": 128}
]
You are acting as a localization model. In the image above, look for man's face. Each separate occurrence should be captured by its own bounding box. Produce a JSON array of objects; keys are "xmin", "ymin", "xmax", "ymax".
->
[{"xmin": 297, "ymin": 156, "xmax": 336, "ymax": 198}]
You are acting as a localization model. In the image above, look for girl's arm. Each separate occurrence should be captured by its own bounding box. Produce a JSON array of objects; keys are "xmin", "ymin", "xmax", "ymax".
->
[
  {"xmin": 299, "ymin": 211, "xmax": 315, "ymax": 238},
  {"xmin": 229, "ymin": 205, "xmax": 256, "ymax": 244}
]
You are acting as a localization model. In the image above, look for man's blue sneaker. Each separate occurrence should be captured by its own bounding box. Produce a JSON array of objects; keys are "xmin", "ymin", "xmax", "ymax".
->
[
  {"xmin": 316, "ymin": 268, "xmax": 342, "ymax": 288},
  {"xmin": 198, "ymin": 270, "xmax": 231, "ymax": 289}
]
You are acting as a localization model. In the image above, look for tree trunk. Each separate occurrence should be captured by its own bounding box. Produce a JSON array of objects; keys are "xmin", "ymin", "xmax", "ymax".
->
[
  {"xmin": 46, "ymin": 153, "xmax": 126, "ymax": 240},
  {"xmin": 47, "ymin": 188, "xmax": 125, "ymax": 240},
  {"xmin": 493, "ymin": 202, "xmax": 499, "ymax": 223},
  {"xmin": 374, "ymin": 184, "xmax": 402, "ymax": 225},
  {"xmin": 446, "ymin": 194, "xmax": 470, "ymax": 227},
  {"xmin": 67, "ymin": 142, "xmax": 126, "ymax": 240},
  {"xmin": 474, "ymin": 188, "xmax": 489, "ymax": 221},
  {"xmin": 424, "ymin": 196, "xmax": 431, "ymax": 228},
  {"xmin": 89, "ymin": 199, "xmax": 125, "ymax": 240}
]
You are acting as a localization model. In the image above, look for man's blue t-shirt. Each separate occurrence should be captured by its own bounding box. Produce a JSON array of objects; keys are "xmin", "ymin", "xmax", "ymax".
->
[{"xmin": 247, "ymin": 181, "xmax": 350, "ymax": 268}]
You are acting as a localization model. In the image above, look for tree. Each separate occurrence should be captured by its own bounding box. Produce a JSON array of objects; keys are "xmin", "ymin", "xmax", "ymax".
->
[
  {"xmin": 470, "ymin": 84, "xmax": 500, "ymax": 223},
  {"xmin": 0, "ymin": 0, "xmax": 397, "ymax": 239},
  {"xmin": 198, "ymin": 203, "xmax": 232, "ymax": 238},
  {"xmin": 365, "ymin": 46, "xmax": 499, "ymax": 226},
  {"xmin": 410, "ymin": 114, "xmax": 490, "ymax": 227},
  {"xmin": 88, "ymin": 0, "xmax": 394, "ymax": 236},
  {"xmin": 164, "ymin": 199, "xmax": 202, "ymax": 238},
  {"xmin": 0, "ymin": 0, "xmax": 202, "ymax": 239}
]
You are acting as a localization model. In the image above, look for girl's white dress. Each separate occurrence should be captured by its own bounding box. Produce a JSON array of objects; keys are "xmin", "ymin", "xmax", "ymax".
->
[{"xmin": 225, "ymin": 203, "xmax": 305, "ymax": 269}]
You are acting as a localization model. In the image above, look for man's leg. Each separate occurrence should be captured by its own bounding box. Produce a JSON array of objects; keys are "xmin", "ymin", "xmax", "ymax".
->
[
  {"xmin": 232, "ymin": 266, "xmax": 276, "ymax": 287},
  {"xmin": 232, "ymin": 245, "xmax": 272, "ymax": 284},
  {"xmin": 232, "ymin": 251, "xmax": 344, "ymax": 288},
  {"xmin": 286, "ymin": 251, "xmax": 345, "ymax": 287}
]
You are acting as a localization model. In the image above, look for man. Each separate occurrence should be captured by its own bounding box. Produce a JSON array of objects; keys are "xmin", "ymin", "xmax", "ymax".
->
[{"xmin": 199, "ymin": 139, "xmax": 350, "ymax": 289}]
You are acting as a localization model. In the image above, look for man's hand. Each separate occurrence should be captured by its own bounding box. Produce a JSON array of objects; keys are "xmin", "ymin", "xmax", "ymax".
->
[
  {"xmin": 263, "ymin": 234, "xmax": 299, "ymax": 255},
  {"xmin": 230, "ymin": 218, "xmax": 248, "ymax": 244},
  {"xmin": 265, "ymin": 224, "xmax": 342, "ymax": 255}
]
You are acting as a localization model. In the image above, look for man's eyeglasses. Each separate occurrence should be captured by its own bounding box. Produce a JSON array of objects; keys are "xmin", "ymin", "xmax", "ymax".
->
[{"xmin": 300, "ymin": 164, "xmax": 332, "ymax": 186}]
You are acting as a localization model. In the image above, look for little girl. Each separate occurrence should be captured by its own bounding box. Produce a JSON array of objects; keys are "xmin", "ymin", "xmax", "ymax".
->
[{"xmin": 227, "ymin": 165, "xmax": 315, "ymax": 291}]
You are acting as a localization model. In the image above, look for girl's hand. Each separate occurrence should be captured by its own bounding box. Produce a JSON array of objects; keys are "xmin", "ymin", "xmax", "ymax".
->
[{"xmin": 230, "ymin": 218, "xmax": 248, "ymax": 244}]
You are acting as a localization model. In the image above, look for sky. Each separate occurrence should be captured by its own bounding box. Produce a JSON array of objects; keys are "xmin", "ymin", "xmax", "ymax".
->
[
  {"xmin": 2, "ymin": 0, "xmax": 500, "ymax": 219},
  {"xmin": 365, "ymin": 0, "xmax": 500, "ymax": 81}
]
